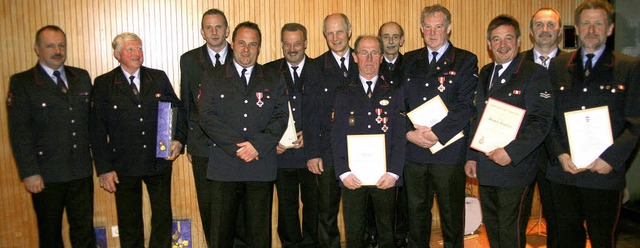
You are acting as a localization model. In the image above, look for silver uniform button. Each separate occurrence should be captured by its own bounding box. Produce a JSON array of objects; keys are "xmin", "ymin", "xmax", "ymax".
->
[
  {"xmin": 581, "ymin": 106, "xmax": 586, "ymax": 109},
  {"xmin": 292, "ymin": 108, "xmax": 296, "ymax": 112},
  {"xmin": 69, "ymin": 107, "xmax": 73, "ymax": 111},
  {"xmin": 72, "ymin": 132, "xmax": 76, "ymax": 136},
  {"xmin": 367, "ymin": 125, "xmax": 371, "ymax": 128},
  {"xmin": 73, "ymin": 144, "xmax": 77, "ymax": 148},
  {"xmin": 243, "ymin": 127, "xmax": 247, "ymax": 131},
  {"xmin": 244, "ymin": 113, "xmax": 248, "ymax": 117},
  {"xmin": 71, "ymin": 119, "xmax": 75, "ymax": 124},
  {"xmin": 140, "ymin": 118, "xmax": 143, "ymax": 122},
  {"xmin": 423, "ymin": 97, "xmax": 427, "ymax": 101},
  {"xmin": 113, "ymin": 105, "xmax": 118, "ymax": 109},
  {"xmin": 143, "ymin": 145, "xmax": 147, "ymax": 148},
  {"xmin": 324, "ymin": 88, "xmax": 328, "ymax": 92},
  {"xmin": 583, "ymin": 88, "xmax": 587, "ymax": 92},
  {"xmin": 142, "ymin": 131, "xmax": 145, "ymax": 135},
  {"xmin": 42, "ymin": 103, "xmax": 47, "ymax": 107},
  {"xmin": 368, "ymin": 112, "xmax": 371, "ymax": 115},
  {"xmin": 38, "ymin": 151, "xmax": 43, "ymax": 155},
  {"xmin": 292, "ymin": 96, "xmax": 297, "ymax": 99},
  {"xmin": 138, "ymin": 104, "xmax": 142, "ymax": 108},
  {"xmin": 244, "ymin": 100, "xmax": 248, "ymax": 103}
]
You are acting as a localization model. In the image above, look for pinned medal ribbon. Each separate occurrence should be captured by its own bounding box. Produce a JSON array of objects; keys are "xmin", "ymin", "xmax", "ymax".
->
[
  {"xmin": 381, "ymin": 117, "xmax": 389, "ymax": 132},
  {"xmin": 256, "ymin": 92, "xmax": 264, "ymax": 107},
  {"xmin": 438, "ymin": 76, "xmax": 446, "ymax": 92},
  {"xmin": 375, "ymin": 108, "xmax": 383, "ymax": 124}
]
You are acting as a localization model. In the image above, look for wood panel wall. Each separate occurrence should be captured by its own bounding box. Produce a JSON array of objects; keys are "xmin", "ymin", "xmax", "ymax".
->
[{"xmin": 1, "ymin": 0, "xmax": 582, "ymax": 247}]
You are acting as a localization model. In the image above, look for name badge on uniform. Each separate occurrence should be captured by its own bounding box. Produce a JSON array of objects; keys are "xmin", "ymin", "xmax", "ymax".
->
[{"xmin": 256, "ymin": 92, "xmax": 264, "ymax": 107}]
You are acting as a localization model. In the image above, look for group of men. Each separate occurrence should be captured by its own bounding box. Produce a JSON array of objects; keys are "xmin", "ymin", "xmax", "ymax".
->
[{"xmin": 7, "ymin": 0, "xmax": 639, "ymax": 248}]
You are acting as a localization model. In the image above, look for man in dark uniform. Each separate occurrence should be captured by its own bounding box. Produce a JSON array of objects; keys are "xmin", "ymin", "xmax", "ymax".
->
[
  {"xmin": 332, "ymin": 35, "xmax": 406, "ymax": 248},
  {"xmin": 378, "ymin": 21, "xmax": 406, "ymax": 87},
  {"xmin": 403, "ymin": 5, "xmax": 478, "ymax": 248},
  {"xmin": 198, "ymin": 21, "xmax": 288, "ymax": 248},
  {"xmin": 178, "ymin": 8, "xmax": 232, "ymax": 245},
  {"xmin": 265, "ymin": 23, "xmax": 319, "ymax": 248},
  {"xmin": 521, "ymin": 7, "xmax": 565, "ymax": 248},
  {"xmin": 7, "ymin": 25, "xmax": 95, "ymax": 248},
  {"xmin": 91, "ymin": 32, "xmax": 186, "ymax": 248},
  {"xmin": 465, "ymin": 15, "xmax": 554, "ymax": 248},
  {"xmin": 546, "ymin": 1, "xmax": 640, "ymax": 247},
  {"xmin": 304, "ymin": 13, "xmax": 359, "ymax": 248}
]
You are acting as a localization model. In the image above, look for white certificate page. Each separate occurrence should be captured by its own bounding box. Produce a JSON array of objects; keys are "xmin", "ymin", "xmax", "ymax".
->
[
  {"xmin": 279, "ymin": 101, "xmax": 298, "ymax": 148},
  {"xmin": 470, "ymin": 98, "xmax": 526, "ymax": 153},
  {"xmin": 407, "ymin": 95, "xmax": 464, "ymax": 154},
  {"xmin": 564, "ymin": 106, "xmax": 613, "ymax": 168},
  {"xmin": 347, "ymin": 134, "xmax": 387, "ymax": 186}
]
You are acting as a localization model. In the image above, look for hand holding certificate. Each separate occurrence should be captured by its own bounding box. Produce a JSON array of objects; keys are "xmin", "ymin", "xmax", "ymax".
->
[
  {"xmin": 470, "ymin": 98, "xmax": 526, "ymax": 153},
  {"xmin": 279, "ymin": 101, "xmax": 298, "ymax": 148},
  {"xmin": 347, "ymin": 134, "xmax": 386, "ymax": 185},
  {"xmin": 407, "ymin": 95, "xmax": 464, "ymax": 153},
  {"xmin": 564, "ymin": 106, "xmax": 613, "ymax": 168}
]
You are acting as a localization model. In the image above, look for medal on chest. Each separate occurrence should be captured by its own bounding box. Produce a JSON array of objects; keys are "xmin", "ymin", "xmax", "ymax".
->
[
  {"xmin": 438, "ymin": 76, "xmax": 446, "ymax": 92},
  {"xmin": 375, "ymin": 108, "xmax": 383, "ymax": 124},
  {"xmin": 256, "ymin": 92, "xmax": 264, "ymax": 107},
  {"xmin": 381, "ymin": 117, "xmax": 389, "ymax": 132}
]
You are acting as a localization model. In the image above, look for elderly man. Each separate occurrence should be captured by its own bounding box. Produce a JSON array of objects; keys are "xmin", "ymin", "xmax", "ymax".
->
[
  {"xmin": 8, "ymin": 25, "xmax": 95, "ymax": 247},
  {"xmin": 546, "ymin": 1, "xmax": 640, "ymax": 247},
  {"xmin": 91, "ymin": 32, "xmax": 185, "ymax": 247}
]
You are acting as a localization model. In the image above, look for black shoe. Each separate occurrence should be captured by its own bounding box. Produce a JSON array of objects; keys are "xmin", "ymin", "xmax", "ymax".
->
[
  {"xmin": 396, "ymin": 237, "xmax": 408, "ymax": 248},
  {"xmin": 368, "ymin": 234, "xmax": 377, "ymax": 247}
]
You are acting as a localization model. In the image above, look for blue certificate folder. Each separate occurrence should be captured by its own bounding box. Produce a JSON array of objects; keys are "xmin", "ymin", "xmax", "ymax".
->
[
  {"xmin": 157, "ymin": 101, "xmax": 177, "ymax": 158},
  {"xmin": 94, "ymin": 226, "xmax": 107, "ymax": 248},
  {"xmin": 172, "ymin": 219, "xmax": 192, "ymax": 247}
]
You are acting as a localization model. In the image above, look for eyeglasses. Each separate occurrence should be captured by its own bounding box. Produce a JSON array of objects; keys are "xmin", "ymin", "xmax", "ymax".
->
[{"xmin": 356, "ymin": 50, "xmax": 381, "ymax": 57}]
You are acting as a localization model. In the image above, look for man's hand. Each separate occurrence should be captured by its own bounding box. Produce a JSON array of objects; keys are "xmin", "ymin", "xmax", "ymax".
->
[
  {"xmin": 376, "ymin": 173, "xmax": 397, "ymax": 190},
  {"xmin": 165, "ymin": 141, "xmax": 183, "ymax": 161},
  {"xmin": 342, "ymin": 174, "xmax": 362, "ymax": 190},
  {"xmin": 236, "ymin": 141, "xmax": 259, "ymax": 162},
  {"xmin": 187, "ymin": 153, "xmax": 193, "ymax": 163},
  {"xmin": 586, "ymin": 158, "xmax": 614, "ymax": 175},
  {"xmin": 293, "ymin": 131, "xmax": 304, "ymax": 149},
  {"xmin": 24, "ymin": 174, "xmax": 44, "ymax": 193},
  {"xmin": 557, "ymin": 153, "xmax": 586, "ymax": 174},
  {"xmin": 464, "ymin": 160, "xmax": 477, "ymax": 178},
  {"xmin": 407, "ymin": 125, "xmax": 436, "ymax": 148},
  {"xmin": 276, "ymin": 144, "xmax": 287, "ymax": 155},
  {"xmin": 307, "ymin": 158, "xmax": 324, "ymax": 175},
  {"xmin": 486, "ymin": 148, "xmax": 512, "ymax": 166},
  {"xmin": 99, "ymin": 171, "xmax": 119, "ymax": 193}
]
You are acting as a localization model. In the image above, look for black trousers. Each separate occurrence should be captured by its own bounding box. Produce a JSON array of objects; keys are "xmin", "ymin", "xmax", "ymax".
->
[
  {"xmin": 32, "ymin": 177, "xmax": 95, "ymax": 248},
  {"xmin": 115, "ymin": 167, "xmax": 173, "ymax": 248},
  {"xmin": 210, "ymin": 180, "xmax": 273, "ymax": 248},
  {"xmin": 276, "ymin": 168, "xmax": 320, "ymax": 248},
  {"xmin": 524, "ymin": 163, "xmax": 557, "ymax": 247},
  {"xmin": 190, "ymin": 155, "xmax": 213, "ymax": 245},
  {"xmin": 342, "ymin": 186, "xmax": 396, "ymax": 248},
  {"xmin": 479, "ymin": 185, "xmax": 531, "ymax": 248},
  {"xmin": 550, "ymin": 182, "xmax": 622, "ymax": 248},
  {"xmin": 404, "ymin": 162, "xmax": 465, "ymax": 248},
  {"xmin": 317, "ymin": 165, "xmax": 342, "ymax": 248}
]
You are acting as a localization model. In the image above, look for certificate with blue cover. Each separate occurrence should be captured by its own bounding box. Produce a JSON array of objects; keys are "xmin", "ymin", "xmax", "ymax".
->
[
  {"xmin": 94, "ymin": 226, "xmax": 107, "ymax": 248},
  {"xmin": 157, "ymin": 101, "xmax": 177, "ymax": 158},
  {"xmin": 172, "ymin": 219, "xmax": 192, "ymax": 247}
]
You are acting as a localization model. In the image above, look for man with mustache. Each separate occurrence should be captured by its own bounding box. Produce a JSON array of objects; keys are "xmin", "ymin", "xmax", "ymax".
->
[
  {"xmin": 546, "ymin": 1, "xmax": 640, "ymax": 247},
  {"xmin": 264, "ymin": 23, "xmax": 319, "ymax": 247},
  {"xmin": 521, "ymin": 7, "xmax": 565, "ymax": 248},
  {"xmin": 91, "ymin": 32, "xmax": 186, "ymax": 247},
  {"xmin": 403, "ymin": 4, "xmax": 478, "ymax": 247},
  {"xmin": 178, "ymin": 8, "xmax": 233, "ymax": 246},
  {"xmin": 304, "ymin": 13, "xmax": 358, "ymax": 248},
  {"xmin": 7, "ymin": 25, "xmax": 95, "ymax": 247},
  {"xmin": 378, "ymin": 21, "xmax": 406, "ymax": 88},
  {"xmin": 464, "ymin": 15, "xmax": 553, "ymax": 248}
]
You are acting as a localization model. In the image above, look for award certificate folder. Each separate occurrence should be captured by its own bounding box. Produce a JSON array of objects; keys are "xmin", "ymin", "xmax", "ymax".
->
[
  {"xmin": 564, "ymin": 106, "xmax": 613, "ymax": 168},
  {"xmin": 279, "ymin": 101, "xmax": 298, "ymax": 148},
  {"xmin": 172, "ymin": 219, "xmax": 192, "ymax": 248},
  {"xmin": 347, "ymin": 134, "xmax": 386, "ymax": 186},
  {"xmin": 407, "ymin": 95, "xmax": 464, "ymax": 154},
  {"xmin": 470, "ymin": 98, "xmax": 526, "ymax": 153},
  {"xmin": 156, "ymin": 101, "xmax": 176, "ymax": 158}
]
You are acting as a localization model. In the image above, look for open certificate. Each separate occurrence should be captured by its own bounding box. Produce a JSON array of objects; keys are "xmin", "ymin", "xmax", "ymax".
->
[
  {"xmin": 279, "ymin": 101, "xmax": 298, "ymax": 148},
  {"xmin": 470, "ymin": 98, "xmax": 526, "ymax": 153},
  {"xmin": 347, "ymin": 134, "xmax": 387, "ymax": 186},
  {"xmin": 564, "ymin": 106, "xmax": 613, "ymax": 168},
  {"xmin": 407, "ymin": 95, "xmax": 464, "ymax": 153}
]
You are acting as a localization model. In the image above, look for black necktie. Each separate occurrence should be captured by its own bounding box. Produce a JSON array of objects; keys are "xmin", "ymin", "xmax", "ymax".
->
[
  {"xmin": 429, "ymin": 51, "xmax": 438, "ymax": 72},
  {"xmin": 215, "ymin": 53, "xmax": 222, "ymax": 67},
  {"xmin": 340, "ymin": 57, "xmax": 347, "ymax": 72},
  {"xmin": 366, "ymin": 81, "xmax": 373, "ymax": 98},
  {"xmin": 540, "ymin": 55, "xmax": 549, "ymax": 68},
  {"xmin": 53, "ymin": 70, "xmax": 67, "ymax": 93},
  {"xmin": 241, "ymin": 68, "xmax": 248, "ymax": 85},
  {"xmin": 585, "ymin": 53, "xmax": 594, "ymax": 77},
  {"xmin": 292, "ymin": 66, "xmax": 299, "ymax": 84},
  {"xmin": 489, "ymin": 64, "xmax": 503, "ymax": 90},
  {"xmin": 129, "ymin": 75, "xmax": 139, "ymax": 98},
  {"xmin": 388, "ymin": 62, "xmax": 394, "ymax": 71}
]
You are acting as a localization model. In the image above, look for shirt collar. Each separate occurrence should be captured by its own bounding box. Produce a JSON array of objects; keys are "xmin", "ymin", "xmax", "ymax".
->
[
  {"xmin": 207, "ymin": 42, "xmax": 229, "ymax": 66},
  {"xmin": 40, "ymin": 63, "xmax": 66, "ymax": 80}
]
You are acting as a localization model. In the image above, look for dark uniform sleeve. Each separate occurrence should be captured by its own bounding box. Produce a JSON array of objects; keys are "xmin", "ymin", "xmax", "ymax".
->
[
  {"xmin": 388, "ymin": 87, "xmax": 407, "ymax": 176},
  {"xmin": 90, "ymin": 75, "xmax": 113, "ymax": 175},
  {"xmin": 7, "ymin": 74, "xmax": 40, "ymax": 179},
  {"xmin": 331, "ymin": 87, "xmax": 349, "ymax": 177}
]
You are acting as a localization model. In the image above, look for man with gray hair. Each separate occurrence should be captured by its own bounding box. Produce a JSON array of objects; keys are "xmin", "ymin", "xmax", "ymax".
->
[{"xmin": 91, "ymin": 32, "xmax": 186, "ymax": 247}]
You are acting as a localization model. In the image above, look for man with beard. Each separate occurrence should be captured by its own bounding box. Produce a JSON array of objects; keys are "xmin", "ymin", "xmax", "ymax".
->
[
  {"xmin": 304, "ymin": 13, "xmax": 359, "ymax": 248},
  {"xmin": 178, "ymin": 9, "xmax": 232, "ymax": 245},
  {"xmin": 464, "ymin": 15, "xmax": 553, "ymax": 248},
  {"xmin": 546, "ymin": 1, "xmax": 640, "ymax": 247},
  {"xmin": 91, "ymin": 32, "xmax": 186, "ymax": 247},
  {"xmin": 378, "ymin": 22, "xmax": 406, "ymax": 87},
  {"xmin": 521, "ymin": 7, "xmax": 565, "ymax": 247},
  {"xmin": 7, "ymin": 25, "xmax": 95, "ymax": 247},
  {"xmin": 403, "ymin": 4, "xmax": 478, "ymax": 247},
  {"xmin": 265, "ymin": 23, "xmax": 319, "ymax": 248}
]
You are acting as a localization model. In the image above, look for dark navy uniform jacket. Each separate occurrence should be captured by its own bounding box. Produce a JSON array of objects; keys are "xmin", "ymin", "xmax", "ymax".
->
[
  {"xmin": 303, "ymin": 49, "xmax": 359, "ymax": 167},
  {"xmin": 380, "ymin": 53, "xmax": 404, "ymax": 88},
  {"xmin": 331, "ymin": 78, "xmax": 406, "ymax": 186},
  {"xmin": 264, "ymin": 56, "xmax": 313, "ymax": 169},
  {"xmin": 91, "ymin": 66, "xmax": 186, "ymax": 177},
  {"xmin": 546, "ymin": 47, "xmax": 640, "ymax": 190},
  {"xmin": 198, "ymin": 62, "xmax": 289, "ymax": 182},
  {"xmin": 8, "ymin": 64, "xmax": 93, "ymax": 183},
  {"xmin": 468, "ymin": 54, "xmax": 554, "ymax": 187},
  {"xmin": 403, "ymin": 43, "xmax": 478, "ymax": 165},
  {"xmin": 179, "ymin": 44, "xmax": 233, "ymax": 157}
]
